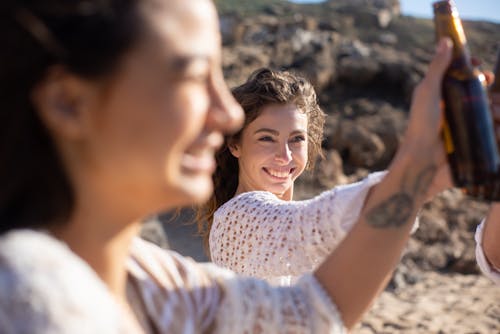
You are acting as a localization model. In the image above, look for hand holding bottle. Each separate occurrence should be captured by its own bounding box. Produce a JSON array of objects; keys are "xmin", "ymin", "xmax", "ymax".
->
[
  {"xmin": 403, "ymin": 38, "xmax": 454, "ymax": 201},
  {"xmin": 433, "ymin": 0, "xmax": 500, "ymax": 200}
]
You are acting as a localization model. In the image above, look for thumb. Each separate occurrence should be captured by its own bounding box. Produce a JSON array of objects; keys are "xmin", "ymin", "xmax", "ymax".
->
[{"xmin": 426, "ymin": 38, "xmax": 453, "ymax": 91}]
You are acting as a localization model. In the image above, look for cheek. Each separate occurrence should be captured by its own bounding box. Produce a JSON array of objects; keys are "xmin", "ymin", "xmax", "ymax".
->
[
  {"xmin": 94, "ymin": 92, "xmax": 198, "ymax": 173},
  {"xmin": 295, "ymin": 146, "xmax": 309, "ymax": 169},
  {"xmin": 238, "ymin": 145, "xmax": 265, "ymax": 175},
  {"xmin": 246, "ymin": 145, "xmax": 273, "ymax": 165},
  {"xmin": 163, "ymin": 89, "xmax": 209, "ymax": 147}
]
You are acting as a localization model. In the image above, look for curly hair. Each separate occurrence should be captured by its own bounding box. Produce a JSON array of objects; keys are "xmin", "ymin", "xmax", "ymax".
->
[{"xmin": 197, "ymin": 67, "xmax": 326, "ymax": 254}]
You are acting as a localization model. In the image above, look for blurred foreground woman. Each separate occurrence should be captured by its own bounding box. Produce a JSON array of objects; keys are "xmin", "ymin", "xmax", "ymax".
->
[{"xmin": 0, "ymin": 0, "xmax": 455, "ymax": 333}]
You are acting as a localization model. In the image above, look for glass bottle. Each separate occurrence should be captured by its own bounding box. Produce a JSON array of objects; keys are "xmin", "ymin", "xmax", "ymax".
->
[
  {"xmin": 465, "ymin": 49, "xmax": 500, "ymax": 200},
  {"xmin": 433, "ymin": 0, "xmax": 500, "ymax": 199}
]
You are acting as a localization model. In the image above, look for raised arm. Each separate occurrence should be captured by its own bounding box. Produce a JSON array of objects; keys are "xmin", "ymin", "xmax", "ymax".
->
[
  {"xmin": 477, "ymin": 204, "xmax": 500, "ymax": 279},
  {"xmin": 314, "ymin": 38, "xmax": 453, "ymax": 329}
]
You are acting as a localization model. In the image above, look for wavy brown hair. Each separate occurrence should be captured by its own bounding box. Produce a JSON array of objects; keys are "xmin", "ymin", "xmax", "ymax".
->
[{"xmin": 196, "ymin": 67, "xmax": 326, "ymax": 254}]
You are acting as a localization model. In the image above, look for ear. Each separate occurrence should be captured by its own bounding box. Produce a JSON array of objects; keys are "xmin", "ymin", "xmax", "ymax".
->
[
  {"xmin": 31, "ymin": 66, "xmax": 96, "ymax": 140},
  {"xmin": 228, "ymin": 141, "xmax": 241, "ymax": 158}
]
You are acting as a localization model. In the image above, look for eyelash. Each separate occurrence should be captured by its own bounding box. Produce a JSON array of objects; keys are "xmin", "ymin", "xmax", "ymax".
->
[
  {"xmin": 257, "ymin": 136, "xmax": 306, "ymax": 143},
  {"xmin": 258, "ymin": 136, "xmax": 275, "ymax": 142},
  {"xmin": 291, "ymin": 135, "xmax": 306, "ymax": 143}
]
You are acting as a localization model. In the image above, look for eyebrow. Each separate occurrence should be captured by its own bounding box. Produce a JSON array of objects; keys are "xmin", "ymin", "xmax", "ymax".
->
[
  {"xmin": 169, "ymin": 54, "xmax": 210, "ymax": 70},
  {"xmin": 254, "ymin": 128, "xmax": 279, "ymax": 136},
  {"xmin": 254, "ymin": 128, "xmax": 306, "ymax": 136}
]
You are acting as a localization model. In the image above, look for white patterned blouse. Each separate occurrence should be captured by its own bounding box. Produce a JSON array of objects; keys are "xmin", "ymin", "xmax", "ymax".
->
[
  {"xmin": 0, "ymin": 230, "xmax": 346, "ymax": 333},
  {"xmin": 210, "ymin": 172, "xmax": 388, "ymax": 285}
]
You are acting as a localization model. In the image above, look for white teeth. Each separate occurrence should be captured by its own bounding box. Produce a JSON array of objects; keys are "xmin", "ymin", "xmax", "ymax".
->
[
  {"xmin": 181, "ymin": 152, "xmax": 215, "ymax": 172},
  {"xmin": 267, "ymin": 169, "xmax": 290, "ymax": 178}
]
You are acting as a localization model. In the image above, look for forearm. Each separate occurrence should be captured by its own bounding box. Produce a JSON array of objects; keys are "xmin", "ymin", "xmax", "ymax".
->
[
  {"xmin": 314, "ymin": 147, "xmax": 434, "ymax": 329},
  {"xmin": 481, "ymin": 203, "xmax": 500, "ymax": 269}
]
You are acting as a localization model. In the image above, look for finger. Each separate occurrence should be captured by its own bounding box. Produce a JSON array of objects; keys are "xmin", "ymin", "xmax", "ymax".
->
[
  {"xmin": 484, "ymin": 71, "xmax": 494, "ymax": 86},
  {"xmin": 425, "ymin": 38, "xmax": 453, "ymax": 91}
]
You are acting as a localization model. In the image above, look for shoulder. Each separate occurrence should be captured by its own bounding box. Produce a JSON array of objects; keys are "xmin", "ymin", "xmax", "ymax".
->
[
  {"xmin": 0, "ymin": 229, "xmax": 102, "ymax": 286},
  {"xmin": 218, "ymin": 191, "xmax": 279, "ymax": 211},
  {"xmin": 129, "ymin": 237, "xmax": 187, "ymax": 274},
  {"xmin": 0, "ymin": 230, "xmax": 123, "ymax": 333},
  {"xmin": 129, "ymin": 237, "xmax": 235, "ymax": 283},
  {"xmin": 213, "ymin": 191, "xmax": 287, "ymax": 224},
  {"xmin": 213, "ymin": 191, "xmax": 280, "ymax": 221}
]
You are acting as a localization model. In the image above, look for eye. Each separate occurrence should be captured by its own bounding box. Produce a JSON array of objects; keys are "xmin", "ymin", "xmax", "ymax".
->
[
  {"xmin": 258, "ymin": 136, "xmax": 275, "ymax": 142},
  {"xmin": 290, "ymin": 135, "xmax": 306, "ymax": 143},
  {"xmin": 172, "ymin": 57, "xmax": 211, "ymax": 83}
]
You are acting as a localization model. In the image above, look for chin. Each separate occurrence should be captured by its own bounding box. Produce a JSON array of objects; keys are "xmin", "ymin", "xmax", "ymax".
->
[
  {"xmin": 175, "ymin": 176, "xmax": 213, "ymax": 206},
  {"xmin": 268, "ymin": 183, "xmax": 291, "ymax": 193}
]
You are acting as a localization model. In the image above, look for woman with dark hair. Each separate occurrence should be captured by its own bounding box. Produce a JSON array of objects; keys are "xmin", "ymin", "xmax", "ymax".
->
[{"xmin": 0, "ymin": 0, "xmax": 460, "ymax": 332}]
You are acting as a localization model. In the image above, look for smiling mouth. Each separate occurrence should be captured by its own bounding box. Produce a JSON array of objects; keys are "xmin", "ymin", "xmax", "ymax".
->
[
  {"xmin": 263, "ymin": 167, "xmax": 295, "ymax": 179},
  {"xmin": 181, "ymin": 151, "xmax": 215, "ymax": 174}
]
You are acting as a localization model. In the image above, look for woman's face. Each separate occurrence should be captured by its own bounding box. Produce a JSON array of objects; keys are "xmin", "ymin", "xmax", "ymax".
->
[
  {"xmin": 79, "ymin": 0, "xmax": 243, "ymax": 214},
  {"xmin": 231, "ymin": 104, "xmax": 308, "ymax": 200}
]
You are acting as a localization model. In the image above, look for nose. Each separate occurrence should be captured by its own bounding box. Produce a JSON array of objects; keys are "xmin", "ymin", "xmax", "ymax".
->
[
  {"xmin": 207, "ymin": 72, "xmax": 244, "ymax": 135},
  {"xmin": 275, "ymin": 142, "xmax": 292, "ymax": 164}
]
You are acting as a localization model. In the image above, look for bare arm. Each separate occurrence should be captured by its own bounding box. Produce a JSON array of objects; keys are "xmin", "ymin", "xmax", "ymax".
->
[
  {"xmin": 482, "ymin": 92, "xmax": 500, "ymax": 269},
  {"xmin": 314, "ymin": 38, "xmax": 453, "ymax": 329},
  {"xmin": 482, "ymin": 201, "xmax": 500, "ymax": 270}
]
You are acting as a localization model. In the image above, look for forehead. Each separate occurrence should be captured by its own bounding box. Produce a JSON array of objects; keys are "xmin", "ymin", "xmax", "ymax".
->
[
  {"xmin": 250, "ymin": 104, "xmax": 308, "ymax": 129},
  {"xmin": 140, "ymin": 0, "xmax": 220, "ymax": 58}
]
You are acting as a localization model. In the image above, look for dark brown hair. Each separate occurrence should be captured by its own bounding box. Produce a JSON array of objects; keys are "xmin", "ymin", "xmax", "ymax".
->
[
  {"xmin": 197, "ymin": 67, "xmax": 326, "ymax": 252},
  {"xmin": 0, "ymin": 1, "xmax": 143, "ymax": 233}
]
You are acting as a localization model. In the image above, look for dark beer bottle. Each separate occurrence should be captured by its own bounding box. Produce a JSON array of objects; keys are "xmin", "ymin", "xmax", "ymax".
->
[{"xmin": 433, "ymin": 0, "xmax": 500, "ymax": 198}]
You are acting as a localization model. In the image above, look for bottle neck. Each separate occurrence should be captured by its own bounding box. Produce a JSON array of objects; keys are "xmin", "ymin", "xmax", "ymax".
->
[{"xmin": 434, "ymin": 10, "xmax": 474, "ymax": 74}]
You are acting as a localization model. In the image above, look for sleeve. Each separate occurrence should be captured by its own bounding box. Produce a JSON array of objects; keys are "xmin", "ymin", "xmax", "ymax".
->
[
  {"xmin": 127, "ymin": 238, "xmax": 346, "ymax": 334},
  {"xmin": 0, "ymin": 230, "xmax": 127, "ymax": 334},
  {"xmin": 212, "ymin": 271, "xmax": 346, "ymax": 334},
  {"xmin": 210, "ymin": 172, "xmax": 386, "ymax": 280},
  {"xmin": 475, "ymin": 220, "xmax": 500, "ymax": 285}
]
